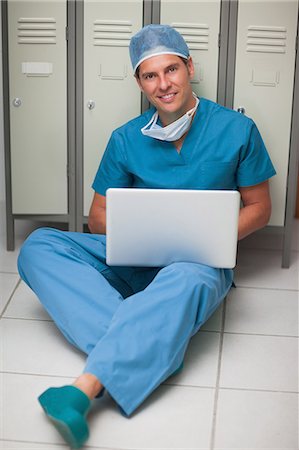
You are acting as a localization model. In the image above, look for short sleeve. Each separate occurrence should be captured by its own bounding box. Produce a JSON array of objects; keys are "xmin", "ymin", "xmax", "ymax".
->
[
  {"xmin": 236, "ymin": 120, "xmax": 276, "ymax": 187},
  {"xmin": 92, "ymin": 131, "xmax": 133, "ymax": 196}
]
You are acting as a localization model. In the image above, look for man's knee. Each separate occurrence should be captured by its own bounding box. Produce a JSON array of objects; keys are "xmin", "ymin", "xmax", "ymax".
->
[
  {"xmin": 163, "ymin": 261, "xmax": 216, "ymax": 279},
  {"xmin": 18, "ymin": 227, "xmax": 61, "ymax": 272}
]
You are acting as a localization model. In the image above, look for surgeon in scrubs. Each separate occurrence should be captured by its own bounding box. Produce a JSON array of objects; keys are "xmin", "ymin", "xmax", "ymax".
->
[{"xmin": 18, "ymin": 24, "xmax": 276, "ymax": 448}]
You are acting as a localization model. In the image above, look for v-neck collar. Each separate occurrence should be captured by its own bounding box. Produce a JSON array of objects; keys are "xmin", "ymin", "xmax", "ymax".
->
[{"xmin": 160, "ymin": 98, "xmax": 202, "ymax": 165}]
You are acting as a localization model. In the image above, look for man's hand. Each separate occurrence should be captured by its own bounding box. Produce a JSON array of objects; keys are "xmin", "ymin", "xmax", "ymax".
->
[
  {"xmin": 88, "ymin": 193, "xmax": 107, "ymax": 234},
  {"xmin": 238, "ymin": 180, "xmax": 272, "ymax": 240}
]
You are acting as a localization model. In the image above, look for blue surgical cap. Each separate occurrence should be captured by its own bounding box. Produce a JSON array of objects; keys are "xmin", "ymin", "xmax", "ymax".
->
[{"xmin": 129, "ymin": 24, "xmax": 190, "ymax": 73}]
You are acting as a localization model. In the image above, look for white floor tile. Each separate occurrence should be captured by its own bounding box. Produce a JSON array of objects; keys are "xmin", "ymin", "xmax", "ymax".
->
[
  {"xmin": 0, "ymin": 274, "xmax": 19, "ymax": 315},
  {"xmin": 1, "ymin": 373, "xmax": 73, "ymax": 445},
  {"xmin": 0, "ymin": 234, "xmax": 21, "ymax": 274},
  {"xmin": 3, "ymin": 281, "xmax": 51, "ymax": 321},
  {"xmin": 225, "ymin": 287, "xmax": 299, "ymax": 336},
  {"xmin": 1, "ymin": 318, "xmax": 85, "ymax": 377},
  {"xmin": 220, "ymin": 333, "xmax": 298, "ymax": 392},
  {"xmin": 0, "ymin": 442, "xmax": 70, "ymax": 450},
  {"xmin": 166, "ymin": 331, "xmax": 220, "ymax": 388},
  {"xmin": 235, "ymin": 248, "xmax": 299, "ymax": 290},
  {"xmin": 214, "ymin": 389, "xmax": 299, "ymax": 450},
  {"xmin": 1, "ymin": 372, "xmax": 215, "ymax": 450},
  {"xmin": 201, "ymin": 303, "xmax": 223, "ymax": 332},
  {"xmin": 0, "ymin": 249, "xmax": 19, "ymax": 274},
  {"xmin": 88, "ymin": 385, "xmax": 215, "ymax": 449}
]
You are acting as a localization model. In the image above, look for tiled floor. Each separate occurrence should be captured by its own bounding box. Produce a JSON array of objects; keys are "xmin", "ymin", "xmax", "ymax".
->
[{"xmin": 0, "ymin": 207, "xmax": 298, "ymax": 450}]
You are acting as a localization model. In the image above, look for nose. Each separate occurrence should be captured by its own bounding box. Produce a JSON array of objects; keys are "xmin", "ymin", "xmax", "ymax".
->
[{"xmin": 158, "ymin": 74, "xmax": 171, "ymax": 91}]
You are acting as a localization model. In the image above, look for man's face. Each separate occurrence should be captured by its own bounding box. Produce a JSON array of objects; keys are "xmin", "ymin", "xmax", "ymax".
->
[{"xmin": 136, "ymin": 54, "xmax": 195, "ymax": 123}]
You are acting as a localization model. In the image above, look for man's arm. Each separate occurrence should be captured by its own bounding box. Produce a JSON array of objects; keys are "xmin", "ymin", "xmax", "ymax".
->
[
  {"xmin": 238, "ymin": 180, "xmax": 272, "ymax": 240},
  {"xmin": 88, "ymin": 192, "xmax": 107, "ymax": 234}
]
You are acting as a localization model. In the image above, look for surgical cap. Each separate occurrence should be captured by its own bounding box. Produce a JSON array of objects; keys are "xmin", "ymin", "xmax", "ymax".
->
[{"xmin": 129, "ymin": 24, "xmax": 190, "ymax": 73}]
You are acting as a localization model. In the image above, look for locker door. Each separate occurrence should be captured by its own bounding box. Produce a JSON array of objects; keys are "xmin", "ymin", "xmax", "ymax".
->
[
  {"xmin": 83, "ymin": 0, "xmax": 143, "ymax": 216},
  {"xmin": 8, "ymin": 0, "xmax": 68, "ymax": 214},
  {"xmin": 233, "ymin": 0, "xmax": 299, "ymax": 226},
  {"xmin": 160, "ymin": 0, "xmax": 221, "ymax": 101}
]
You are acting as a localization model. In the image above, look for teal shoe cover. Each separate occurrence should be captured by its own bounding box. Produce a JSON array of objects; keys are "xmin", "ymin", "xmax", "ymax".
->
[{"xmin": 38, "ymin": 386, "xmax": 91, "ymax": 449}]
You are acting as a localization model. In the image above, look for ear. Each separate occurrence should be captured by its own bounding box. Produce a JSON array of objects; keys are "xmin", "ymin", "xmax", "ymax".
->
[
  {"xmin": 135, "ymin": 74, "xmax": 144, "ymax": 92},
  {"xmin": 186, "ymin": 57, "xmax": 195, "ymax": 80}
]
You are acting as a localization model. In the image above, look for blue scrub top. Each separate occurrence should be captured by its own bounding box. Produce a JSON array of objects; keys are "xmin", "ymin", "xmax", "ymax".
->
[{"xmin": 92, "ymin": 97, "xmax": 276, "ymax": 195}]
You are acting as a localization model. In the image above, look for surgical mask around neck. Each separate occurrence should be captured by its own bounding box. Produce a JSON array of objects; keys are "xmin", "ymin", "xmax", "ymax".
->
[{"xmin": 141, "ymin": 94, "xmax": 199, "ymax": 142}]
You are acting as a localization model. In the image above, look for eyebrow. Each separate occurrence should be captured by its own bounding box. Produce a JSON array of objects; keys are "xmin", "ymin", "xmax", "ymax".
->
[{"xmin": 140, "ymin": 62, "xmax": 180, "ymax": 80}]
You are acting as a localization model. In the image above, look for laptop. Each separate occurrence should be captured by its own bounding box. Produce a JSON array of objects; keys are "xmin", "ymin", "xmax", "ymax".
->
[{"xmin": 106, "ymin": 188, "xmax": 240, "ymax": 269}]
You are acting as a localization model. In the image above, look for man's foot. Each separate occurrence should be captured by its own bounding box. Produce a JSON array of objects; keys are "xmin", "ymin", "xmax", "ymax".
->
[{"xmin": 38, "ymin": 385, "xmax": 91, "ymax": 449}]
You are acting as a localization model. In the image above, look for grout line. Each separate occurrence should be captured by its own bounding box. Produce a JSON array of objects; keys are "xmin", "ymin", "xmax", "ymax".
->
[
  {"xmin": 234, "ymin": 284, "xmax": 299, "ymax": 292},
  {"xmin": 0, "ymin": 439, "xmax": 201, "ymax": 450},
  {"xmin": 2, "ymin": 370, "xmax": 298, "ymax": 396},
  {"xmin": 209, "ymin": 298, "xmax": 227, "ymax": 450},
  {"xmin": 0, "ymin": 438, "xmax": 69, "ymax": 448},
  {"xmin": 163, "ymin": 380, "xmax": 216, "ymax": 390},
  {"xmin": 0, "ymin": 277, "xmax": 21, "ymax": 319},
  {"xmin": 0, "ymin": 270, "xmax": 19, "ymax": 275},
  {"xmin": 1, "ymin": 369, "xmax": 216, "ymax": 391},
  {"xmin": 222, "ymin": 330, "xmax": 299, "ymax": 339},
  {"xmin": 2, "ymin": 316, "xmax": 53, "ymax": 323},
  {"xmin": 0, "ymin": 370, "xmax": 77, "ymax": 380},
  {"xmin": 218, "ymin": 386, "xmax": 299, "ymax": 395},
  {"xmin": 229, "ymin": 285, "xmax": 299, "ymax": 292}
]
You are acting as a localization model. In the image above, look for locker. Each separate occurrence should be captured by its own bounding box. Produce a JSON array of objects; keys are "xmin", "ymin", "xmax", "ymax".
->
[
  {"xmin": 83, "ymin": 0, "xmax": 143, "ymax": 216},
  {"xmin": 233, "ymin": 0, "xmax": 299, "ymax": 226},
  {"xmin": 7, "ymin": 0, "xmax": 68, "ymax": 214},
  {"xmin": 160, "ymin": 0, "xmax": 222, "ymax": 101}
]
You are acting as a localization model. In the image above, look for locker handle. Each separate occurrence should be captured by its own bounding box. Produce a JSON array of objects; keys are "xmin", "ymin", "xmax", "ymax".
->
[
  {"xmin": 87, "ymin": 100, "xmax": 95, "ymax": 110},
  {"xmin": 13, "ymin": 98, "xmax": 22, "ymax": 107}
]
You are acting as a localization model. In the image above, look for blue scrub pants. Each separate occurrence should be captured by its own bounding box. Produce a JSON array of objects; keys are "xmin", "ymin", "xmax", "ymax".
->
[{"xmin": 18, "ymin": 227, "xmax": 233, "ymax": 416}]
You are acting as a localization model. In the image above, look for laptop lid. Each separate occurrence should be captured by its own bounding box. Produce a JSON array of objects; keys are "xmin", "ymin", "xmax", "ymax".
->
[{"xmin": 106, "ymin": 188, "xmax": 240, "ymax": 269}]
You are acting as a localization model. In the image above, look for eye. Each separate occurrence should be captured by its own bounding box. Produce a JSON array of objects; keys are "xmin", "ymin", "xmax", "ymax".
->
[
  {"xmin": 144, "ymin": 73, "xmax": 155, "ymax": 80},
  {"xmin": 168, "ymin": 66, "xmax": 177, "ymax": 73}
]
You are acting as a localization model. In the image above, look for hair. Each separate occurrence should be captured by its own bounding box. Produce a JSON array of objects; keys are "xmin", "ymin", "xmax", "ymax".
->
[{"xmin": 134, "ymin": 56, "xmax": 189, "ymax": 80}]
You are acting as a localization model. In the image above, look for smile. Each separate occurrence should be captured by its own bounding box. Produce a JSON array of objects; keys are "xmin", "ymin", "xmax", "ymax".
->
[{"xmin": 159, "ymin": 93, "xmax": 177, "ymax": 101}]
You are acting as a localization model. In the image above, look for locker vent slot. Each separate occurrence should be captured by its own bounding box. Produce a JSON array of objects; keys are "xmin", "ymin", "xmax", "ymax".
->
[
  {"xmin": 247, "ymin": 26, "xmax": 286, "ymax": 54},
  {"xmin": 18, "ymin": 18, "xmax": 56, "ymax": 44},
  {"xmin": 171, "ymin": 22, "xmax": 209, "ymax": 50},
  {"xmin": 93, "ymin": 20, "xmax": 132, "ymax": 47}
]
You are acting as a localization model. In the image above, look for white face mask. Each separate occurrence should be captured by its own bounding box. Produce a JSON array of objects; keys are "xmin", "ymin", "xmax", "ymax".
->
[{"xmin": 141, "ymin": 94, "xmax": 199, "ymax": 142}]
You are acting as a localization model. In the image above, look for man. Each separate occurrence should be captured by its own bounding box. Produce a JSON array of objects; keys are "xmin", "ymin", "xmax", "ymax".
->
[{"xmin": 18, "ymin": 24, "xmax": 276, "ymax": 448}]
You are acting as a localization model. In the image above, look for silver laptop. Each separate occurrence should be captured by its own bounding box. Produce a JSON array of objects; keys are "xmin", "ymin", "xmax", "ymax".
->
[{"xmin": 106, "ymin": 188, "xmax": 240, "ymax": 269}]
